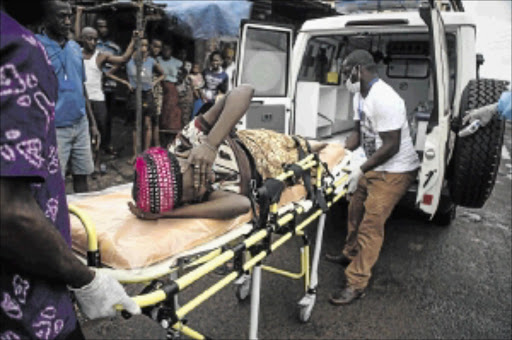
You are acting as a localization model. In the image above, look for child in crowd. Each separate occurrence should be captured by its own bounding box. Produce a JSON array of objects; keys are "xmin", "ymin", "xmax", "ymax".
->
[
  {"xmin": 158, "ymin": 43, "xmax": 183, "ymax": 144},
  {"xmin": 176, "ymin": 66, "xmax": 194, "ymax": 134},
  {"xmin": 202, "ymin": 51, "xmax": 228, "ymax": 104},
  {"xmin": 189, "ymin": 63, "xmax": 205, "ymax": 118}
]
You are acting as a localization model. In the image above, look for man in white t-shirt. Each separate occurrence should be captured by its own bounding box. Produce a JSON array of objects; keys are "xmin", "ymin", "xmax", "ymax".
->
[{"xmin": 327, "ymin": 49, "xmax": 420, "ymax": 305}]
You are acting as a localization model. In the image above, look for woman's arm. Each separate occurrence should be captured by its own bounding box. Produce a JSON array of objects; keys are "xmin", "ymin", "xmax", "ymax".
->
[
  {"xmin": 152, "ymin": 62, "xmax": 165, "ymax": 88},
  {"xmin": 129, "ymin": 191, "xmax": 251, "ymax": 220},
  {"xmin": 186, "ymin": 84, "xmax": 254, "ymax": 186},
  {"xmin": 106, "ymin": 64, "xmax": 133, "ymax": 92}
]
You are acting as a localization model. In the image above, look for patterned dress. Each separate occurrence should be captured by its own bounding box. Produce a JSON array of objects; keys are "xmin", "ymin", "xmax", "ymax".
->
[{"xmin": 1, "ymin": 11, "xmax": 77, "ymax": 339}]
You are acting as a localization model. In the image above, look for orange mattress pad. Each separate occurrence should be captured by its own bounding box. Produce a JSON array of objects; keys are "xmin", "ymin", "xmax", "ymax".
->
[{"xmin": 70, "ymin": 144, "xmax": 346, "ymax": 269}]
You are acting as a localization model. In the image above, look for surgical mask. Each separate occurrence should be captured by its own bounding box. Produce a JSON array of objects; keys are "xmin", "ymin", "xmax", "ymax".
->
[
  {"xmin": 345, "ymin": 78, "xmax": 361, "ymax": 94},
  {"xmin": 345, "ymin": 66, "xmax": 360, "ymax": 94}
]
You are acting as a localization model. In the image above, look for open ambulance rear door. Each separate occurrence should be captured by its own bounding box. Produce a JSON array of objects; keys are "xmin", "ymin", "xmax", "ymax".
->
[
  {"xmin": 417, "ymin": 0, "xmax": 452, "ymax": 217},
  {"xmin": 236, "ymin": 20, "xmax": 294, "ymax": 133}
]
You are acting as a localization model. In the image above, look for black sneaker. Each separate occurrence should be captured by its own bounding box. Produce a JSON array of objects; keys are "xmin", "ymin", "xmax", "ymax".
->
[{"xmin": 329, "ymin": 287, "xmax": 365, "ymax": 305}]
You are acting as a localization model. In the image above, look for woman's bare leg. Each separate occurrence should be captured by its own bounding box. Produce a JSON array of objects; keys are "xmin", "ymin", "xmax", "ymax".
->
[{"xmin": 144, "ymin": 116, "xmax": 152, "ymax": 151}]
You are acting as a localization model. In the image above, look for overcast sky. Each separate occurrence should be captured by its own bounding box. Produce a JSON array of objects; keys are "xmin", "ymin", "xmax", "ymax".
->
[{"xmin": 463, "ymin": 0, "xmax": 511, "ymax": 84}]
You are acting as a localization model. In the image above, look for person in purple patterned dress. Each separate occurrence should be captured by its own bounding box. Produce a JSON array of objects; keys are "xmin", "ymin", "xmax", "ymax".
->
[{"xmin": 0, "ymin": 3, "xmax": 140, "ymax": 339}]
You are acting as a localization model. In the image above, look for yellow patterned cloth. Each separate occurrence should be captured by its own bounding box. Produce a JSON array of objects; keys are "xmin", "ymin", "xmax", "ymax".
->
[{"xmin": 236, "ymin": 129, "xmax": 309, "ymax": 180}]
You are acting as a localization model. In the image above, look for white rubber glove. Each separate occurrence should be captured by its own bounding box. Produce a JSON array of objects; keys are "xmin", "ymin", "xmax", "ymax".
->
[
  {"xmin": 462, "ymin": 103, "xmax": 498, "ymax": 127},
  {"xmin": 346, "ymin": 166, "xmax": 363, "ymax": 194},
  {"xmin": 70, "ymin": 271, "xmax": 141, "ymax": 319}
]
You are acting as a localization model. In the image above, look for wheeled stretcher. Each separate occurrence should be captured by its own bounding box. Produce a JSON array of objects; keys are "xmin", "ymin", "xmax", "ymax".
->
[{"xmin": 69, "ymin": 143, "xmax": 352, "ymax": 339}]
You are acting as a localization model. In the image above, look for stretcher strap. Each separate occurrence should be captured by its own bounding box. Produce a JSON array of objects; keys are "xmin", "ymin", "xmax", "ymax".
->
[{"xmin": 255, "ymin": 178, "xmax": 285, "ymax": 230}]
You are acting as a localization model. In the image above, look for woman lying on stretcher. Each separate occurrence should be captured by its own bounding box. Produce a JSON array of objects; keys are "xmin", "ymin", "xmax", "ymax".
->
[{"xmin": 128, "ymin": 85, "xmax": 327, "ymax": 220}]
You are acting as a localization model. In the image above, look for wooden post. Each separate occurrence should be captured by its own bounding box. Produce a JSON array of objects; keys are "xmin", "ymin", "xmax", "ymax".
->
[{"xmin": 135, "ymin": 0, "xmax": 144, "ymax": 156}]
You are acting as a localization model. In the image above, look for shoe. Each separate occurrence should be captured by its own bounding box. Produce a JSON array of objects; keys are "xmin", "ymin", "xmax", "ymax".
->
[
  {"xmin": 325, "ymin": 253, "xmax": 351, "ymax": 267},
  {"xmin": 329, "ymin": 287, "xmax": 365, "ymax": 305}
]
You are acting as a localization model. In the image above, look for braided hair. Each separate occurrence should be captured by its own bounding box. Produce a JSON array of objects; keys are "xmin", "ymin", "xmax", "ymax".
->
[{"xmin": 132, "ymin": 147, "xmax": 183, "ymax": 214}]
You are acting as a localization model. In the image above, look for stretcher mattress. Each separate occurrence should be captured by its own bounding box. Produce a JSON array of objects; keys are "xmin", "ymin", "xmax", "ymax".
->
[{"xmin": 70, "ymin": 144, "xmax": 346, "ymax": 269}]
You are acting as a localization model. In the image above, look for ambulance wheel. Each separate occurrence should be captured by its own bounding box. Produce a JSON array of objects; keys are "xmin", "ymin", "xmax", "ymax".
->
[
  {"xmin": 236, "ymin": 276, "xmax": 251, "ymax": 301},
  {"xmin": 298, "ymin": 300, "xmax": 314, "ymax": 323},
  {"xmin": 450, "ymin": 79, "xmax": 509, "ymax": 208}
]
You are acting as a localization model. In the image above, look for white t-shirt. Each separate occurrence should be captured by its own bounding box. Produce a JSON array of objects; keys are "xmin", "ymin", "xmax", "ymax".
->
[{"xmin": 353, "ymin": 79, "xmax": 420, "ymax": 173}]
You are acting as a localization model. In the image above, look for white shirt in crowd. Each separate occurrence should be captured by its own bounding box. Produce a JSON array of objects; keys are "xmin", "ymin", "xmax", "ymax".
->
[
  {"xmin": 83, "ymin": 50, "xmax": 105, "ymax": 101},
  {"xmin": 353, "ymin": 79, "xmax": 420, "ymax": 173}
]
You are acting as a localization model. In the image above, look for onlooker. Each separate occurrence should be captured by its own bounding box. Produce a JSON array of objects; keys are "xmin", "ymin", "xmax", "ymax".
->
[
  {"xmin": 223, "ymin": 47, "xmax": 236, "ymax": 91},
  {"xmin": 183, "ymin": 60, "xmax": 192, "ymax": 75},
  {"xmin": 326, "ymin": 50, "xmax": 420, "ymax": 305},
  {"xmin": 150, "ymin": 38, "xmax": 163, "ymax": 147},
  {"xmin": 202, "ymin": 51, "xmax": 228, "ymax": 104},
  {"xmin": 189, "ymin": 63, "xmax": 205, "ymax": 118},
  {"xmin": 94, "ymin": 16, "xmax": 122, "ymax": 156},
  {"xmin": 157, "ymin": 43, "xmax": 183, "ymax": 140},
  {"xmin": 176, "ymin": 66, "xmax": 194, "ymax": 131},
  {"xmin": 36, "ymin": 0, "xmax": 99, "ymax": 193},
  {"xmin": 0, "ymin": 3, "xmax": 139, "ymax": 339},
  {"xmin": 81, "ymin": 26, "xmax": 136, "ymax": 175},
  {"xmin": 107, "ymin": 38, "xmax": 165, "ymax": 164}
]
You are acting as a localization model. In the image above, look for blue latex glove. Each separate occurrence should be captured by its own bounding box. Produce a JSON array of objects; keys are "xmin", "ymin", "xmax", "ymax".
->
[{"xmin": 497, "ymin": 91, "xmax": 511, "ymax": 120}]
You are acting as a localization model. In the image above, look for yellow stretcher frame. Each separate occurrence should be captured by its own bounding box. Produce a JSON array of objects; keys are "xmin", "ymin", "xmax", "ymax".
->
[{"xmin": 69, "ymin": 151, "xmax": 352, "ymax": 339}]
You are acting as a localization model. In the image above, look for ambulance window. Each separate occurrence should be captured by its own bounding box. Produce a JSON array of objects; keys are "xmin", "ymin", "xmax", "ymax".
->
[{"xmin": 240, "ymin": 28, "xmax": 290, "ymax": 97}]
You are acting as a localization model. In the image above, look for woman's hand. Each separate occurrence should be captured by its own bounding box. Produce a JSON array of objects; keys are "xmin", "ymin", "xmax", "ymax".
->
[
  {"xmin": 184, "ymin": 141, "xmax": 217, "ymax": 190},
  {"xmin": 128, "ymin": 202, "xmax": 161, "ymax": 220}
]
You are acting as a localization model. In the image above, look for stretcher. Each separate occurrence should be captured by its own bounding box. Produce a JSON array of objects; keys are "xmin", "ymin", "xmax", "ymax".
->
[{"xmin": 69, "ymin": 143, "xmax": 352, "ymax": 339}]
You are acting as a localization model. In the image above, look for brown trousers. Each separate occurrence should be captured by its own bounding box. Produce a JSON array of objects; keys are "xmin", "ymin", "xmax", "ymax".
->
[{"xmin": 343, "ymin": 169, "xmax": 417, "ymax": 290}]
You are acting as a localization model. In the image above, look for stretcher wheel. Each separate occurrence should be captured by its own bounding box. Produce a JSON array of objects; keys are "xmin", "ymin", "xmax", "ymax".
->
[
  {"xmin": 298, "ymin": 294, "xmax": 316, "ymax": 323},
  {"xmin": 235, "ymin": 275, "xmax": 251, "ymax": 301}
]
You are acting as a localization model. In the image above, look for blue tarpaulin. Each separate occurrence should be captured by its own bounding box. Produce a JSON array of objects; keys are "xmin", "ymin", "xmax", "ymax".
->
[{"xmin": 161, "ymin": 0, "xmax": 252, "ymax": 39}]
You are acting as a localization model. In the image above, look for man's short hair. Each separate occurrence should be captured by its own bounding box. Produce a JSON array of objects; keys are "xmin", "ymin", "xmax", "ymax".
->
[
  {"xmin": 209, "ymin": 50, "xmax": 222, "ymax": 62},
  {"xmin": 344, "ymin": 49, "xmax": 377, "ymax": 73},
  {"xmin": 95, "ymin": 17, "xmax": 108, "ymax": 27}
]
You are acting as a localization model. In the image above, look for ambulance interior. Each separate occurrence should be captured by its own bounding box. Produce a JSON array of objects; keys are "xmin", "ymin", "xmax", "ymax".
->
[{"xmin": 295, "ymin": 33, "xmax": 456, "ymax": 160}]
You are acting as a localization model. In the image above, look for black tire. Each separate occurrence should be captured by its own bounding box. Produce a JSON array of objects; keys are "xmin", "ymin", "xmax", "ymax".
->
[
  {"xmin": 432, "ymin": 204, "xmax": 456, "ymax": 226},
  {"xmin": 450, "ymin": 79, "xmax": 509, "ymax": 208}
]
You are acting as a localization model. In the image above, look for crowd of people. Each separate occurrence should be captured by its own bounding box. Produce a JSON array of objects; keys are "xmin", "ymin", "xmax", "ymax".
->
[{"xmin": 39, "ymin": 4, "xmax": 237, "ymax": 190}]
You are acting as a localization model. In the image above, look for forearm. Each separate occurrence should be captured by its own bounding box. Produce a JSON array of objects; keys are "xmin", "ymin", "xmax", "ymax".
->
[
  {"xmin": 160, "ymin": 193, "xmax": 250, "ymax": 220},
  {"xmin": 360, "ymin": 143, "xmax": 397, "ymax": 173},
  {"xmin": 154, "ymin": 74, "xmax": 165, "ymax": 85},
  {"xmin": 109, "ymin": 40, "xmax": 135, "ymax": 65},
  {"xmin": 0, "ymin": 179, "xmax": 94, "ymax": 288},
  {"xmin": 344, "ymin": 131, "xmax": 360, "ymax": 151},
  {"xmin": 85, "ymin": 97, "xmax": 96, "ymax": 128},
  {"xmin": 74, "ymin": 8, "xmax": 83, "ymax": 42},
  {"xmin": 106, "ymin": 71, "xmax": 130, "ymax": 87},
  {"xmin": 206, "ymin": 84, "xmax": 253, "ymax": 147}
]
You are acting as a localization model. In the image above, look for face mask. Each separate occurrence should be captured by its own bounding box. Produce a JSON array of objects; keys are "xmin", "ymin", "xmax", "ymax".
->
[
  {"xmin": 345, "ymin": 66, "xmax": 360, "ymax": 94},
  {"xmin": 346, "ymin": 78, "xmax": 360, "ymax": 94}
]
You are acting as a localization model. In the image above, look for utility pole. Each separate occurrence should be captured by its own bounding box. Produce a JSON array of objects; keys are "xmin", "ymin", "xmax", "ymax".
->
[{"xmin": 135, "ymin": 0, "xmax": 144, "ymax": 156}]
